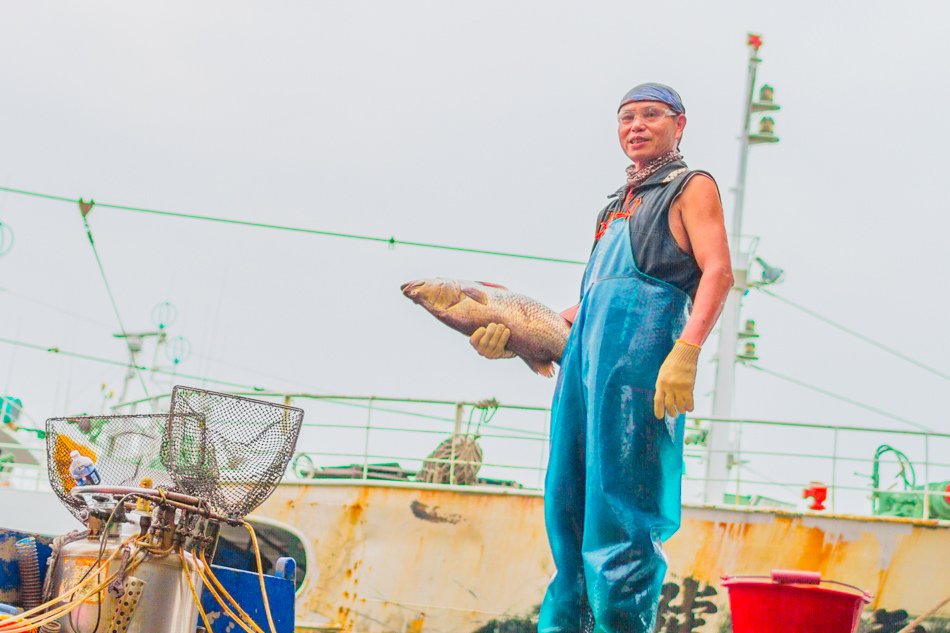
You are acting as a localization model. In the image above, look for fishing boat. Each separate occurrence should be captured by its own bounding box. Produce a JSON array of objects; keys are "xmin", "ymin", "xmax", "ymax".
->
[{"xmin": 1, "ymin": 35, "xmax": 948, "ymax": 633}]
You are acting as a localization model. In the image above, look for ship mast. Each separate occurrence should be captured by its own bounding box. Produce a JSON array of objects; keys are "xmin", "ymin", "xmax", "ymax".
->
[{"xmin": 704, "ymin": 34, "xmax": 781, "ymax": 504}]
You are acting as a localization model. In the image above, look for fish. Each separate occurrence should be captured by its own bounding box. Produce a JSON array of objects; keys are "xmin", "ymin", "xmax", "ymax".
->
[{"xmin": 400, "ymin": 278, "xmax": 570, "ymax": 377}]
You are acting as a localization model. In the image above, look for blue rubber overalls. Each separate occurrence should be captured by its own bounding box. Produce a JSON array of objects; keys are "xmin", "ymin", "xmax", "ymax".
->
[{"xmin": 539, "ymin": 166, "xmax": 698, "ymax": 633}]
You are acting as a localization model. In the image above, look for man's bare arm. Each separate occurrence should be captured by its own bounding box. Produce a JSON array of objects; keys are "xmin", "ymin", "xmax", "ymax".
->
[{"xmin": 672, "ymin": 175, "xmax": 733, "ymax": 345}]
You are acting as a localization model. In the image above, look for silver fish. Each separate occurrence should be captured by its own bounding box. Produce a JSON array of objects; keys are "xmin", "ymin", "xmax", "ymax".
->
[{"xmin": 401, "ymin": 278, "xmax": 570, "ymax": 377}]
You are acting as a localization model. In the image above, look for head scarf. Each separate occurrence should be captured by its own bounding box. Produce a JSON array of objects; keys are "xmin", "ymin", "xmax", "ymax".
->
[
  {"xmin": 618, "ymin": 83, "xmax": 685, "ymax": 114},
  {"xmin": 619, "ymin": 83, "xmax": 685, "ymax": 188}
]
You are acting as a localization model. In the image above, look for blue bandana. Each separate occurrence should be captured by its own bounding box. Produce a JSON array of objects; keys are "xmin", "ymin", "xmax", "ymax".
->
[{"xmin": 618, "ymin": 83, "xmax": 685, "ymax": 114}]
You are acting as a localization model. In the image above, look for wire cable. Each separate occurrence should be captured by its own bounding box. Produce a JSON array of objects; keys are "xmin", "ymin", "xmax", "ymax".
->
[
  {"xmin": 0, "ymin": 184, "xmax": 586, "ymax": 266},
  {"xmin": 0, "ymin": 335, "xmax": 268, "ymax": 392},
  {"xmin": 0, "ymin": 286, "xmax": 113, "ymax": 329},
  {"xmin": 756, "ymin": 287, "xmax": 950, "ymax": 382},
  {"xmin": 746, "ymin": 363, "xmax": 933, "ymax": 433},
  {"xmin": 77, "ymin": 207, "xmax": 150, "ymax": 399}
]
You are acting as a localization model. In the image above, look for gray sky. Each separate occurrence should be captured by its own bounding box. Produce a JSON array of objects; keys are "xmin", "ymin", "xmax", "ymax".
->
[{"xmin": 2, "ymin": 1, "xmax": 949, "ymax": 505}]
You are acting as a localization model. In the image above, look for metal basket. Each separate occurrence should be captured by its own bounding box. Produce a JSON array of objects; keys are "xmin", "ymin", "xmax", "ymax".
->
[
  {"xmin": 161, "ymin": 386, "xmax": 304, "ymax": 519},
  {"xmin": 46, "ymin": 414, "xmax": 176, "ymax": 522}
]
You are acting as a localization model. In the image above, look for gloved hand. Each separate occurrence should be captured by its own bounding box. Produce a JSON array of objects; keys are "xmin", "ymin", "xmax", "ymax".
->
[
  {"xmin": 653, "ymin": 339, "xmax": 701, "ymax": 419},
  {"xmin": 470, "ymin": 323, "xmax": 516, "ymax": 359}
]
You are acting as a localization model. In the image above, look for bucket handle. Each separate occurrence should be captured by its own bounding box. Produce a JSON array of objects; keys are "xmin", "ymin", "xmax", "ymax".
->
[
  {"xmin": 771, "ymin": 569, "xmax": 821, "ymax": 584},
  {"xmin": 722, "ymin": 570, "xmax": 873, "ymax": 600}
]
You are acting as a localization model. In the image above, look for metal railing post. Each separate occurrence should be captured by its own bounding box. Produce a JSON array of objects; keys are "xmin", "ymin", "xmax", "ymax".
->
[
  {"xmin": 537, "ymin": 410, "xmax": 549, "ymax": 490},
  {"xmin": 450, "ymin": 403, "xmax": 463, "ymax": 486},
  {"xmin": 734, "ymin": 424, "xmax": 742, "ymax": 506},
  {"xmin": 362, "ymin": 397, "xmax": 374, "ymax": 481},
  {"xmin": 831, "ymin": 428, "xmax": 839, "ymax": 514},
  {"xmin": 923, "ymin": 434, "xmax": 931, "ymax": 519}
]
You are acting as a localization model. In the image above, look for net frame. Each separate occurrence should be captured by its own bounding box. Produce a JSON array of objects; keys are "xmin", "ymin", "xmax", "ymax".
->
[
  {"xmin": 45, "ymin": 413, "xmax": 177, "ymax": 522},
  {"xmin": 161, "ymin": 386, "xmax": 304, "ymax": 519}
]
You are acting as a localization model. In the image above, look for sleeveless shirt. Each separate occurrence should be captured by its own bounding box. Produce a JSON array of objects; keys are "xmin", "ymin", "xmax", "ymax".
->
[{"xmin": 592, "ymin": 160, "xmax": 711, "ymax": 299}]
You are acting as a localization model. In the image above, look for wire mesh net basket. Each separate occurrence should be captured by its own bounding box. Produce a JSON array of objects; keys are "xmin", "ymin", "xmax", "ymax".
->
[
  {"xmin": 46, "ymin": 414, "xmax": 176, "ymax": 522},
  {"xmin": 161, "ymin": 386, "xmax": 304, "ymax": 519}
]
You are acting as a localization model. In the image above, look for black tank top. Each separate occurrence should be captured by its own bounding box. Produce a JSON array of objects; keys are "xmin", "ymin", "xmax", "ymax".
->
[{"xmin": 592, "ymin": 160, "xmax": 711, "ymax": 299}]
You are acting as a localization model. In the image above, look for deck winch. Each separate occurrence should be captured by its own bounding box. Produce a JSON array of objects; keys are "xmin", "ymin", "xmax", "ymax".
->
[
  {"xmin": 0, "ymin": 386, "xmax": 304, "ymax": 633},
  {"xmin": 871, "ymin": 444, "xmax": 950, "ymax": 520}
]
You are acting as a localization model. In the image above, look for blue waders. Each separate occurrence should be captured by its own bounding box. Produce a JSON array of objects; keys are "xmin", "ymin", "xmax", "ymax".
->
[{"xmin": 539, "ymin": 215, "xmax": 691, "ymax": 633}]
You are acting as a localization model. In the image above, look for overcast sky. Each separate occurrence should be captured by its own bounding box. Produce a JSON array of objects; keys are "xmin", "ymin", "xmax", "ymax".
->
[{"xmin": 2, "ymin": 1, "xmax": 948, "ymax": 505}]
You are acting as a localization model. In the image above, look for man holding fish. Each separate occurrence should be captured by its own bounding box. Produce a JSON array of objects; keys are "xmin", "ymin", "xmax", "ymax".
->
[{"xmin": 402, "ymin": 83, "xmax": 732, "ymax": 632}]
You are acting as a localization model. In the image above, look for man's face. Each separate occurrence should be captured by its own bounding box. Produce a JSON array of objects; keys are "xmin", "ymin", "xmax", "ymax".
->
[{"xmin": 617, "ymin": 100, "xmax": 686, "ymax": 166}]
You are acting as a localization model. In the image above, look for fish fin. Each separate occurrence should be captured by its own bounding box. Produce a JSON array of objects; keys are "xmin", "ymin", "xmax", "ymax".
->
[
  {"xmin": 477, "ymin": 281, "xmax": 509, "ymax": 290},
  {"xmin": 462, "ymin": 286, "xmax": 490, "ymax": 305},
  {"xmin": 523, "ymin": 357, "xmax": 556, "ymax": 378}
]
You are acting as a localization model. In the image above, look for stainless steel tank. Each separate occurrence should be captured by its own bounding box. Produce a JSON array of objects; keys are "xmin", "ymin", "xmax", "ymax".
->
[{"xmin": 47, "ymin": 535, "xmax": 204, "ymax": 633}]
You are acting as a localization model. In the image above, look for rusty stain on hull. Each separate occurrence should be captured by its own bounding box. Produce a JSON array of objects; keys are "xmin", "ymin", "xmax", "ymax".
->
[
  {"xmin": 409, "ymin": 500, "xmax": 462, "ymax": 524},
  {"xmin": 253, "ymin": 482, "xmax": 950, "ymax": 633}
]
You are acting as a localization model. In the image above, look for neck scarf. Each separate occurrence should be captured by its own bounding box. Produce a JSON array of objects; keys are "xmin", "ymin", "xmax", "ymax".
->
[{"xmin": 625, "ymin": 149, "xmax": 683, "ymax": 190}]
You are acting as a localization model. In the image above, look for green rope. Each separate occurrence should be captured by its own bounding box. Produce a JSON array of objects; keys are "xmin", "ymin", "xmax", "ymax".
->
[{"xmin": 0, "ymin": 185, "xmax": 586, "ymax": 266}]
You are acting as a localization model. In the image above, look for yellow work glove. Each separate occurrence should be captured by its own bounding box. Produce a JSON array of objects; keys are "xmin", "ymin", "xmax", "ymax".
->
[
  {"xmin": 653, "ymin": 339, "xmax": 701, "ymax": 419},
  {"xmin": 470, "ymin": 323, "xmax": 516, "ymax": 359}
]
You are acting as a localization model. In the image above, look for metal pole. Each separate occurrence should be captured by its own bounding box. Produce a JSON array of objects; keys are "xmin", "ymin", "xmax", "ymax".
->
[
  {"xmin": 731, "ymin": 45, "xmax": 760, "ymax": 252},
  {"xmin": 704, "ymin": 37, "xmax": 761, "ymax": 505}
]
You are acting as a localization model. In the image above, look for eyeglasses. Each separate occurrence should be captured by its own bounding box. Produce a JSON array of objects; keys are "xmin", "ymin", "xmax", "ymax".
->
[{"xmin": 617, "ymin": 107, "xmax": 678, "ymax": 126}]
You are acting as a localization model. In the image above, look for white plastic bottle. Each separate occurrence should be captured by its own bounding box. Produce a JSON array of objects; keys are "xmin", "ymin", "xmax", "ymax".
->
[{"xmin": 68, "ymin": 450, "xmax": 101, "ymax": 486}]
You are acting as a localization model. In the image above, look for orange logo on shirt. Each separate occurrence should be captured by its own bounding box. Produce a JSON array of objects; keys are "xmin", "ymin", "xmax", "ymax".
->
[{"xmin": 595, "ymin": 195, "xmax": 641, "ymax": 240}]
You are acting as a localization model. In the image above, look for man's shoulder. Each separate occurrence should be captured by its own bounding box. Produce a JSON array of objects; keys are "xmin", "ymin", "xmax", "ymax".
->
[{"xmin": 674, "ymin": 171, "xmax": 723, "ymax": 211}]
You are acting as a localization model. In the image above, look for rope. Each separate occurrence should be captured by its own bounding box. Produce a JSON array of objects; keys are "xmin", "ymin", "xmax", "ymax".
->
[
  {"xmin": 897, "ymin": 590, "xmax": 950, "ymax": 632},
  {"xmin": 756, "ymin": 287, "xmax": 950, "ymax": 382},
  {"xmin": 0, "ymin": 184, "xmax": 586, "ymax": 266},
  {"xmin": 747, "ymin": 363, "xmax": 933, "ymax": 433}
]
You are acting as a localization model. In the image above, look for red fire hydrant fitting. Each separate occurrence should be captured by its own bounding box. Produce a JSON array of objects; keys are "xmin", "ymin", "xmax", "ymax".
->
[{"xmin": 803, "ymin": 482, "xmax": 827, "ymax": 511}]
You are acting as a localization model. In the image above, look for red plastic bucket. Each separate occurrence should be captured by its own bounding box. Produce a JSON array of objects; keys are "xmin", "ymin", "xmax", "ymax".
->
[{"xmin": 723, "ymin": 569, "xmax": 872, "ymax": 633}]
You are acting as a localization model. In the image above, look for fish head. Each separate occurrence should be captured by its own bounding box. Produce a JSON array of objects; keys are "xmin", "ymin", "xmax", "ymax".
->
[{"xmin": 400, "ymin": 278, "xmax": 466, "ymax": 313}]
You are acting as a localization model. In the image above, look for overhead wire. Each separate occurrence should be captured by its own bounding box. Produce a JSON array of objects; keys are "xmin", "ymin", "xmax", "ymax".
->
[
  {"xmin": 0, "ymin": 335, "xmax": 269, "ymax": 393},
  {"xmin": 0, "ymin": 184, "xmax": 586, "ymax": 266},
  {"xmin": 4, "ymin": 182, "xmax": 943, "ymax": 434},
  {"xmin": 746, "ymin": 363, "xmax": 933, "ymax": 433},
  {"xmin": 755, "ymin": 287, "xmax": 949, "ymax": 382},
  {"xmin": 0, "ymin": 286, "xmax": 113, "ymax": 329}
]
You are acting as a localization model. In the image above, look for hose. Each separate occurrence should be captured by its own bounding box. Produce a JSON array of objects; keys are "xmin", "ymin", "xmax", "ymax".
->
[
  {"xmin": 178, "ymin": 549, "xmax": 214, "ymax": 633},
  {"xmin": 186, "ymin": 553, "xmax": 261, "ymax": 633},
  {"xmin": 0, "ymin": 536, "xmax": 139, "ymax": 633},
  {"xmin": 244, "ymin": 522, "xmax": 278, "ymax": 633},
  {"xmin": 14, "ymin": 538, "xmax": 42, "ymax": 610},
  {"xmin": 195, "ymin": 551, "xmax": 265, "ymax": 633}
]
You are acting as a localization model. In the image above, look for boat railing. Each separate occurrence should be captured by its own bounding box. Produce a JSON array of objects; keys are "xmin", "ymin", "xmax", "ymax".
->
[{"xmin": 3, "ymin": 392, "xmax": 948, "ymax": 519}]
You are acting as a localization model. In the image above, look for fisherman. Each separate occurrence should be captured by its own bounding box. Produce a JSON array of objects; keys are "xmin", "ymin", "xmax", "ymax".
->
[{"xmin": 470, "ymin": 83, "xmax": 733, "ymax": 632}]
